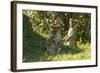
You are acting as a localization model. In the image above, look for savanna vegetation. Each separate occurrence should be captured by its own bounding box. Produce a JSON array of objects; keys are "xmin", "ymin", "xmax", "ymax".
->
[{"xmin": 23, "ymin": 10, "xmax": 91, "ymax": 62}]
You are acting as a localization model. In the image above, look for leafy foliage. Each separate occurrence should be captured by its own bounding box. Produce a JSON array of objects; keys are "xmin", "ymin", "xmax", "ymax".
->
[{"xmin": 23, "ymin": 10, "xmax": 91, "ymax": 42}]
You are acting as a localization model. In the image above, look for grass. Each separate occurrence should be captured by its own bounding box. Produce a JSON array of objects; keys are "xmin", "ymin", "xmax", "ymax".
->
[
  {"xmin": 38, "ymin": 41, "xmax": 91, "ymax": 61},
  {"xmin": 23, "ymin": 31, "xmax": 91, "ymax": 62}
]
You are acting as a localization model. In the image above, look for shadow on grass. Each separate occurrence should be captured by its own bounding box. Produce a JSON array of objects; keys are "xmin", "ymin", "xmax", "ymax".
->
[
  {"xmin": 23, "ymin": 31, "xmax": 47, "ymax": 62},
  {"xmin": 23, "ymin": 14, "xmax": 47, "ymax": 62}
]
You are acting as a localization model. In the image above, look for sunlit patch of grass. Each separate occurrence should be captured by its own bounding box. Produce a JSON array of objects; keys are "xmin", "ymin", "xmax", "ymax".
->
[{"xmin": 40, "ymin": 41, "xmax": 91, "ymax": 61}]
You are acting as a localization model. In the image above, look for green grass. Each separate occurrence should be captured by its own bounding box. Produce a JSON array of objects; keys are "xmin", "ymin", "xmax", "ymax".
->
[
  {"xmin": 39, "ymin": 42, "xmax": 91, "ymax": 61},
  {"xmin": 23, "ymin": 31, "xmax": 91, "ymax": 62}
]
